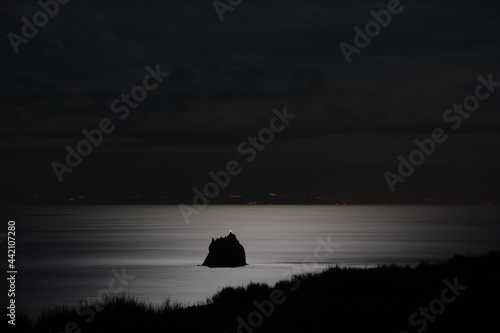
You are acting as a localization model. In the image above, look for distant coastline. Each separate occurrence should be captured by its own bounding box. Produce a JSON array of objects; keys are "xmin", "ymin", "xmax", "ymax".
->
[{"xmin": 2, "ymin": 191, "xmax": 499, "ymax": 206}]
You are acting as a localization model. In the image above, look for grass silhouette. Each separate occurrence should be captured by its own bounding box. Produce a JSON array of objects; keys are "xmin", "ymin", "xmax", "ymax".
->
[{"xmin": 4, "ymin": 251, "xmax": 500, "ymax": 332}]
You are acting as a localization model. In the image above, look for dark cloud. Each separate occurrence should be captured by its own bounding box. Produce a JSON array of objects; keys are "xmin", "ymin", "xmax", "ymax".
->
[{"xmin": 1, "ymin": 0, "xmax": 499, "ymax": 203}]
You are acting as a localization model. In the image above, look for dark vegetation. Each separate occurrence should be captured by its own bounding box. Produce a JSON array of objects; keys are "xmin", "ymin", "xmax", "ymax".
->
[{"xmin": 4, "ymin": 251, "xmax": 500, "ymax": 333}]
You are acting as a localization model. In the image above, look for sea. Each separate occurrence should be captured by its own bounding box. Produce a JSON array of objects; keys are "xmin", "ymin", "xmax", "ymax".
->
[{"xmin": 1, "ymin": 204, "xmax": 499, "ymax": 317}]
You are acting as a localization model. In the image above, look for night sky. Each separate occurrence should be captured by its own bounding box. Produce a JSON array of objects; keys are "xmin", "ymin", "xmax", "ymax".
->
[{"xmin": 1, "ymin": 0, "xmax": 500, "ymax": 204}]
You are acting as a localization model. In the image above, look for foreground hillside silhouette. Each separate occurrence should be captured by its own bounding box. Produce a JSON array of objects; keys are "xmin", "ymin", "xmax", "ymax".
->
[{"xmin": 5, "ymin": 251, "xmax": 500, "ymax": 333}]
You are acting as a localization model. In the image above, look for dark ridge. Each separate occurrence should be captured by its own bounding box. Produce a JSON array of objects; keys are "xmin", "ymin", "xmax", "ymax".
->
[{"xmin": 5, "ymin": 251, "xmax": 500, "ymax": 333}]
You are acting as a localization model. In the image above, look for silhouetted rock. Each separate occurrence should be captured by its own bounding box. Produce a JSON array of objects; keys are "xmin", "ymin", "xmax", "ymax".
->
[{"xmin": 202, "ymin": 232, "xmax": 247, "ymax": 268}]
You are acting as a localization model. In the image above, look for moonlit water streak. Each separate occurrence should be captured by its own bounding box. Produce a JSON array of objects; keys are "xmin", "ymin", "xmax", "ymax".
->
[{"xmin": 3, "ymin": 204, "xmax": 499, "ymax": 316}]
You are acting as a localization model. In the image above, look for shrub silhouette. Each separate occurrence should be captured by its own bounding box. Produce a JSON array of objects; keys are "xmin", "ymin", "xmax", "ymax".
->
[{"xmin": 4, "ymin": 251, "xmax": 500, "ymax": 333}]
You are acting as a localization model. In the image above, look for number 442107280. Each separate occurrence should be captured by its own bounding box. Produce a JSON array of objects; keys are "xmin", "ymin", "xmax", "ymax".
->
[{"xmin": 7, "ymin": 221, "xmax": 15, "ymax": 270}]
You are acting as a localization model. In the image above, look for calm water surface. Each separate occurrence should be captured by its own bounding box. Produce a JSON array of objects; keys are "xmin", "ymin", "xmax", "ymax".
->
[{"xmin": 1, "ymin": 204, "xmax": 499, "ymax": 316}]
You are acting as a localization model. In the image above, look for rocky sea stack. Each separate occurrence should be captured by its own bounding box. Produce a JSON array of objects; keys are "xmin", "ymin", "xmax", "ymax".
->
[{"xmin": 202, "ymin": 231, "xmax": 247, "ymax": 268}]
